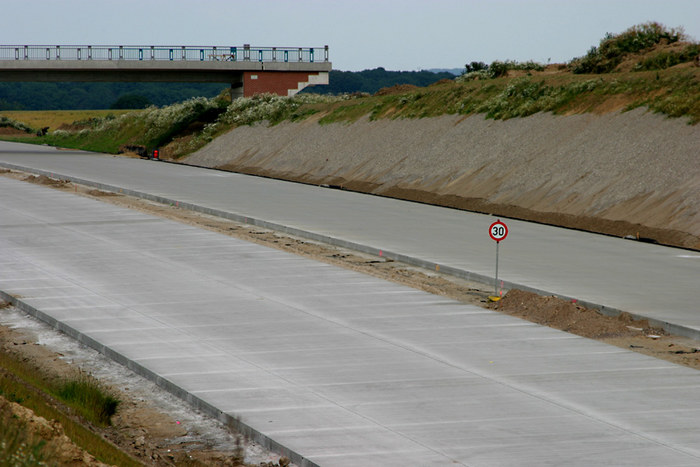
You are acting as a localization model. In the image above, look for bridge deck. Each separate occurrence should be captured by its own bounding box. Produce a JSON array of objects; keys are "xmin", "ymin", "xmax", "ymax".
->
[{"xmin": 0, "ymin": 45, "xmax": 331, "ymax": 95}]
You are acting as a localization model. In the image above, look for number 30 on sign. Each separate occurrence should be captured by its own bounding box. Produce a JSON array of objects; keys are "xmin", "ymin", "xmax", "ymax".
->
[{"xmin": 489, "ymin": 220, "xmax": 508, "ymax": 242}]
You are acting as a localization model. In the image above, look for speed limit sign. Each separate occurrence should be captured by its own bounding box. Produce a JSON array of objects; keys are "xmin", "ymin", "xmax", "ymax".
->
[{"xmin": 489, "ymin": 220, "xmax": 508, "ymax": 242}]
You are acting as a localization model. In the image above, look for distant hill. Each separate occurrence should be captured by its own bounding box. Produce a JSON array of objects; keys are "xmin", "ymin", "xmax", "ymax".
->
[
  {"xmin": 302, "ymin": 68, "xmax": 456, "ymax": 95},
  {"xmin": 427, "ymin": 68, "xmax": 463, "ymax": 75}
]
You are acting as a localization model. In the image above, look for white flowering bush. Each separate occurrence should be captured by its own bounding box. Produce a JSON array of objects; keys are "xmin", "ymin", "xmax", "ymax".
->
[
  {"xmin": 154, "ymin": 92, "xmax": 338, "ymax": 158},
  {"xmin": 138, "ymin": 97, "xmax": 224, "ymax": 142},
  {"xmin": 216, "ymin": 93, "xmax": 340, "ymax": 127},
  {"xmin": 37, "ymin": 92, "xmax": 344, "ymax": 158}
]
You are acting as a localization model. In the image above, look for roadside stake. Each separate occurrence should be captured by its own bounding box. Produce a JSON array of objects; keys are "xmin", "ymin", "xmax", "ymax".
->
[{"xmin": 488, "ymin": 220, "xmax": 508, "ymax": 299}]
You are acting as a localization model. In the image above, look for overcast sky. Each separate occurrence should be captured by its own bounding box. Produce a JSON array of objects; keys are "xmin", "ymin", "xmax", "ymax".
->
[{"xmin": 4, "ymin": 0, "xmax": 699, "ymax": 71}]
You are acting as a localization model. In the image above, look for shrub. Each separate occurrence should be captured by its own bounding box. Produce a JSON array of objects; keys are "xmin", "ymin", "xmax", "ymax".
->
[
  {"xmin": 571, "ymin": 22, "xmax": 686, "ymax": 73},
  {"xmin": 464, "ymin": 61, "xmax": 488, "ymax": 74},
  {"xmin": 137, "ymin": 96, "xmax": 227, "ymax": 148},
  {"xmin": 457, "ymin": 60, "xmax": 545, "ymax": 81},
  {"xmin": 489, "ymin": 60, "xmax": 510, "ymax": 78}
]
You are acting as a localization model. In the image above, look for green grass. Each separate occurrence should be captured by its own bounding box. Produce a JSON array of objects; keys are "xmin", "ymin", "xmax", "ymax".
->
[
  {"xmin": 315, "ymin": 69, "xmax": 700, "ymax": 124},
  {"xmin": 55, "ymin": 372, "xmax": 119, "ymax": 426}
]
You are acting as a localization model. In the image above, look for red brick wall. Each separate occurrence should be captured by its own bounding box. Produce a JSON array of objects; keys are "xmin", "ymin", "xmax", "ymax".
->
[{"xmin": 243, "ymin": 71, "xmax": 320, "ymax": 97}]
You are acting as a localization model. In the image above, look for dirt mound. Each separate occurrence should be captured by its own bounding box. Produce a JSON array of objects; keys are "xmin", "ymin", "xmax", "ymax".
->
[
  {"xmin": 489, "ymin": 289, "xmax": 666, "ymax": 339},
  {"xmin": 118, "ymin": 144, "xmax": 147, "ymax": 158},
  {"xmin": 429, "ymin": 78, "xmax": 455, "ymax": 87},
  {"xmin": 87, "ymin": 189, "xmax": 120, "ymax": 197},
  {"xmin": 0, "ymin": 396, "xmax": 110, "ymax": 466},
  {"xmin": 23, "ymin": 174, "xmax": 70, "ymax": 187},
  {"xmin": 374, "ymin": 84, "xmax": 419, "ymax": 96}
]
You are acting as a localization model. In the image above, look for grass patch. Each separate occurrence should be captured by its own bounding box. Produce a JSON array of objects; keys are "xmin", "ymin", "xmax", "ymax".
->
[
  {"xmin": 316, "ymin": 69, "xmax": 700, "ymax": 124},
  {"xmin": 55, "ymin": 372, "xmax": 119, "ymax": 426}
]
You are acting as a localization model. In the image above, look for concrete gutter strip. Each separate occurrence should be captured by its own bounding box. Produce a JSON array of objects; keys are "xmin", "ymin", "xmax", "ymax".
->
[{"xmin": 2, "ymin": 160, "xmax": 697, "ymax": 342}]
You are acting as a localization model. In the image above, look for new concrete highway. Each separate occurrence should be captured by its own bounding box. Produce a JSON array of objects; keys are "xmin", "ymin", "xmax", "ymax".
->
[
  {"xmin": 0, "ymin": 142, "xmax": 698, "ymax": 338},
  {"xmin": 1, "ymin": 142, "xmax": 700, "ymax": 466}
]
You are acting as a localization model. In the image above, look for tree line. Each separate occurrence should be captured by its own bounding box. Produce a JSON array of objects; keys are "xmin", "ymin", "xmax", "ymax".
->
[
  {"xmin": 303, "ymin": 68, "xmax": 456, "ymax": 95},
  {"xmin": 0, "ymin": 69, "xmax": 456, "ymax": 110}
]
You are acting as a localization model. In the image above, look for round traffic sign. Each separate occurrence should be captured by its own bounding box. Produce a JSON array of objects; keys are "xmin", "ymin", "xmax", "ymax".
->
[{"xmin": 489, "ymin": 220, "xmax": 508, "ymax": 242}]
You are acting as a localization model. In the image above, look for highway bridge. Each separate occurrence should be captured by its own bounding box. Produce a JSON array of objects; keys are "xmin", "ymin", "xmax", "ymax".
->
[{"xmin": 0, "ymin": 44, "xmax": 331, "ymax": 98}]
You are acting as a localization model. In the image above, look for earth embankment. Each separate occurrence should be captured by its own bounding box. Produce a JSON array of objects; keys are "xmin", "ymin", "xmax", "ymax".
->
[{"xmin": 183, "ymin": 108, "xmax": 700, "ymax": 250}]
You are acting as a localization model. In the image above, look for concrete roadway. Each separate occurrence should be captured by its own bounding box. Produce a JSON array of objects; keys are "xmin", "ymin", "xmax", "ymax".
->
[
  {"xmin": 3, "ymin": 166, "xmax": 700, "ymax": 466},
  {"xmin": 0, "ymin": 142, "xmax": 698, "ymax": 338}
]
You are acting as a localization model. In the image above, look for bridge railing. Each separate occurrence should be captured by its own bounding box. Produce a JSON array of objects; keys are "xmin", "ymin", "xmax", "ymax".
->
[{"xmin": 0, "ymin": 45, "xmax": 329, "ymax": 63}]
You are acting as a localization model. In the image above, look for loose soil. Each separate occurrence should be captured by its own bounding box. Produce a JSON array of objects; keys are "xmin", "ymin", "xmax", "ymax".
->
[{"xmin": 2, "ymin": 169, "xmax": 699, "ymax": 465}]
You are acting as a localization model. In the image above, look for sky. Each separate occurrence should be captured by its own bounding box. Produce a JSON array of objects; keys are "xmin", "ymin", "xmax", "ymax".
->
[{"xmin": 3, "ymin": 0, "xmax": 699, "ymax": 71}]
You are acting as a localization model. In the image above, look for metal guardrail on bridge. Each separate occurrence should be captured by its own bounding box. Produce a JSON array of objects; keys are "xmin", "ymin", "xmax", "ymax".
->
[{"xmin": 0, "ymin": 45, "xmax": 329, "ymax": 63}]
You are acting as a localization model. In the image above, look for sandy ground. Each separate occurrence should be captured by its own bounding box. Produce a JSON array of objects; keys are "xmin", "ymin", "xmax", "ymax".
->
[
  {"xmin": 183, "ymin": 109, "xmax": 700, "ymax": 250},
  {"xmin": 1, "ymin": 169, "xmax": 699, "ymax": 465}
]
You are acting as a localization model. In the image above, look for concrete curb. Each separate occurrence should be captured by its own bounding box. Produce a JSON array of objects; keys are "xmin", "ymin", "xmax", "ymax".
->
[{"xmin": 3, "ymin": 160, "xmax": 699, "ymax": 344}]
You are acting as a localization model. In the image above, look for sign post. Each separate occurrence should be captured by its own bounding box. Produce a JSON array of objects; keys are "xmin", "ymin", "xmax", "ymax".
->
[{"xmin": 488, "ymin": 220, "xmax": 508, "ymax": 297}]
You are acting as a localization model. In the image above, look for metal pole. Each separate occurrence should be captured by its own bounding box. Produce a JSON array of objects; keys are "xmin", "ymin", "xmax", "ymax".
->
[{"xmin": 495, "ymin": 241, "xmax": 500, "ymax": 296}]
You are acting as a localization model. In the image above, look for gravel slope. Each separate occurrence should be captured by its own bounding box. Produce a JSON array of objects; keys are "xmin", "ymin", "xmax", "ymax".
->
[{"xmin": 184, "ymin": 109, "xmax": 700, "ymax": 249}]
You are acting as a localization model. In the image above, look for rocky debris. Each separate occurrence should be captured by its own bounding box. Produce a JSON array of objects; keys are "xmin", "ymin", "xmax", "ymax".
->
[{"xmin": 489, "ymin": 289, "xmax": 667, "ymax": 338}]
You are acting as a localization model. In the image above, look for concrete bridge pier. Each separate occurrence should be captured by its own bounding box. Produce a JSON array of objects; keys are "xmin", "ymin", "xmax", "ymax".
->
[{"xmin": 231, "ymin": 78, "xmax": 244, "ymax": 100}]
